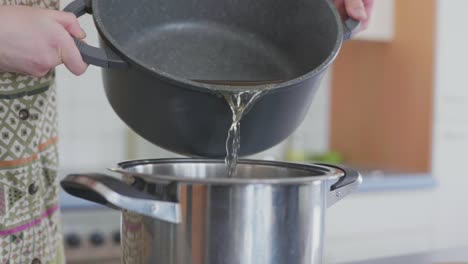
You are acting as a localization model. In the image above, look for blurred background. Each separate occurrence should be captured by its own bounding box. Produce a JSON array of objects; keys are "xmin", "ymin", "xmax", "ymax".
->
[{"xmin": 56, "ymin": 0, "xmax": 468, "ymax": 263}]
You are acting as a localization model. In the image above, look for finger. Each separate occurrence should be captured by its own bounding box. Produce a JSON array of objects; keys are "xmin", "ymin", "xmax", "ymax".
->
[
  {"xmin": 363, "ymin": 0, "xmax": 375, "ymax": 11},
  {"xmin": 334, "ymin": 0, "xmax": 348, "ymax": 19},
  {"xmin": 344, "ymin": 0, "xmax": 367, "ymax": 21},
  {"xmin": 362, "ymin": 0, "xmax": 374, "ymax": 20},
  {"xmin": 51, "ymin": 11, "xmax": 87, "ymax": 39},
  {"xmin": 359, "ymin": 0, "xmax": 374, "ymax": 30},
  {"xmin": 57, "ymin": 30, "xmax": 88, "ymax": 75},
  {"xmin": 360, "ymin": 19, "xmax": 370, "ymax": 31}
]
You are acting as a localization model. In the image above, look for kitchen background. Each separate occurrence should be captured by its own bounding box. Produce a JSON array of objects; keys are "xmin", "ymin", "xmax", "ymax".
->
[{"xmin": 55, "ymin": 0, "xmax": 468, "ymax": 263}]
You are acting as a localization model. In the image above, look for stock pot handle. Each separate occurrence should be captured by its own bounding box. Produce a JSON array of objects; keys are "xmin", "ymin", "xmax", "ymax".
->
[
  {"xmin": 317, "ymin": 164, "xmax": 362, "ymax": 207},
  {"xmin": 64, "ymin": 0, "xmax": 129, "ymax": 69},
  {"xmin": 329, "ymin": 165, "xmax": 360, "ymax": 191},
  {"xmin": 61, "ymin": 174, "xmax": 182, "ymax": 224}
]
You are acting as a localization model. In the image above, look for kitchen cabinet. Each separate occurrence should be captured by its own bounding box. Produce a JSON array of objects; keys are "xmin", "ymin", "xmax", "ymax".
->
[
  {"xmin": 354, "ymin": 0, "xmax": 395, "ymax": 42},
  {"xmin": 326, "ymin": 18, "xmax": 468, "ymax": 255},
  {"xmin": 330, "ymin": 0, "xmax": 435, "ymax": 172}
]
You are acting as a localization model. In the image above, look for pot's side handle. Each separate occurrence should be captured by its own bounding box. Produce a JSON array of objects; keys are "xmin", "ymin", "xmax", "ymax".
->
[
  {"xmin": 61, "ymin": 174, "xmax": 182, "ymax": 224},
  {"xmin": 317, "ymin": 164, "xmax": 363, "ymax": 207},
  {"xmin": 343, "ymin": 18, "xmax": 361, "ymax": 40},
  {"xmin": 64, "ymin": 0, "xmax": 129, "ymax": 69}
]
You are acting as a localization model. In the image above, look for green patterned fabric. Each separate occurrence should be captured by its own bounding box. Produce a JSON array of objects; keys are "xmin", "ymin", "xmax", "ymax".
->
[{"xmin": 0, "ymin": 1, "xmax": 65, "ymax": 263}]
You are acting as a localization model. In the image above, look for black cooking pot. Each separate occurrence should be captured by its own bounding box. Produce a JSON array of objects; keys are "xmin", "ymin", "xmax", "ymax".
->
[{"xmin": 64, "ymin": 0, "xmax": 359, "ymax": 158}]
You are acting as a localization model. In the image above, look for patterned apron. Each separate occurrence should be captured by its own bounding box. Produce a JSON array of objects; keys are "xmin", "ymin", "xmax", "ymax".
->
[{"xmin": 0, "ymin": 1, "xmax": 64, "ymax": 264}]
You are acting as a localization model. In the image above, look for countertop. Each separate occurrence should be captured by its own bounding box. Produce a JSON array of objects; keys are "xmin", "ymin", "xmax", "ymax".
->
[{"xmin": 343, "ymin": 248, "xmax": 468, "ymax": 264}]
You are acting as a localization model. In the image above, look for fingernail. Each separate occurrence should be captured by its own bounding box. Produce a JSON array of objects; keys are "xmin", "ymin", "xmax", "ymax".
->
[{"xmin": 80, "ymin": 27, "xmax": 87, "ymax": 38}]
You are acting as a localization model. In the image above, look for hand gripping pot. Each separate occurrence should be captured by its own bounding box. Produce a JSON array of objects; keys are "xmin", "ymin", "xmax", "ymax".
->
[{"xmin": 64, "ymin": 0, "xmax": 360, "ymax": 157}]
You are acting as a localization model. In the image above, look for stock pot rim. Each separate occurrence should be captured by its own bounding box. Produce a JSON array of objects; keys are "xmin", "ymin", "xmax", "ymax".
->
[{"xmin": 109, "ymin": 158, "xmax": 344, "ymax": 185}]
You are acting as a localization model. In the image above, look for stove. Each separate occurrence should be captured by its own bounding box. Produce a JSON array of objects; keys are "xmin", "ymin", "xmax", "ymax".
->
[{"xmin": 60, "ymin": 192, "xmax": 121, "ymax": 264}]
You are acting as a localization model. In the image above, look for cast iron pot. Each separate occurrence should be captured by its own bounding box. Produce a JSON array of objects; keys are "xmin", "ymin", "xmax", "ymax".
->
[
  {"xmin": 64, "ymin": 0, "xmax": 359, "ymax": 157},
  {"xmin": 61, "ymin": 159, "xmax": 362, "ymax": 264}
]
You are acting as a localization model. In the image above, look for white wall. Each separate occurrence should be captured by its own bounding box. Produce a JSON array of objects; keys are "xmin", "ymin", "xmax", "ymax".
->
[
  {"xmin": 56, "ymin": 0, "xmax": 128, "ymax": 171},
  {"xmin": 323, "ymin": 1, "xmax": 468, "ymax": 262},
  {"xmin": 354, "ymin": 0, "xmax": 395, "ymax": 42},
  {"xmin": 430, "ymin": 0, "xmax": 468, "ymax": 251}
]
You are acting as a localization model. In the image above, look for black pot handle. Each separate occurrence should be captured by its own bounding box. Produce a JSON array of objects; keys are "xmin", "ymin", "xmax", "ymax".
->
[
  {"xmin": 61, "ymin": 174, "xmax": 182, "ymax": 224},
  {"xmin": 326, "ymin": 164, "xmax": 361, "ymax": 191},
  {"xmin": 64, "ymin": 0, "xmax": 129, "ymax": 69},
  {"xmin": 316, "ymin": 163, "xmax": 362, "ymax": 207},
  {"xmin": 343, "ymin": 18, "xmax": 361, "ymax": 40}
]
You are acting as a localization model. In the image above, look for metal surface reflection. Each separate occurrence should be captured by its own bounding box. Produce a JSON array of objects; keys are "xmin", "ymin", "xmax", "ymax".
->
[
  {"xmin": 62, "ymin": 159, "xmax": 361, "ymax": 264},
  {"xmin": 120, "ymin": 169, "xmax": 328, "ymax": 263}
]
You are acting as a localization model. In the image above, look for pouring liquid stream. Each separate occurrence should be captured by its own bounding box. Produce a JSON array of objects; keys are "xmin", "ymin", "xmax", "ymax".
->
[
  {"xmin": 222, "ymin": 89, "xmax": 268, "ymax": 177},
  {"xmin": 195, "ymin": 79, "xmax": 280, "ymax": 177}
]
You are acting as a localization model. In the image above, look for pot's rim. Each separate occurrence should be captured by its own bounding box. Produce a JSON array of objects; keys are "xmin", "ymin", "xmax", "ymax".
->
[
  {"xmin": 91, "ymin": 0, "xmax": 344, "ymax": 93},
  {"xmin": 109, "ymin": 158, "xmax": 344, "ymax": 185}
]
